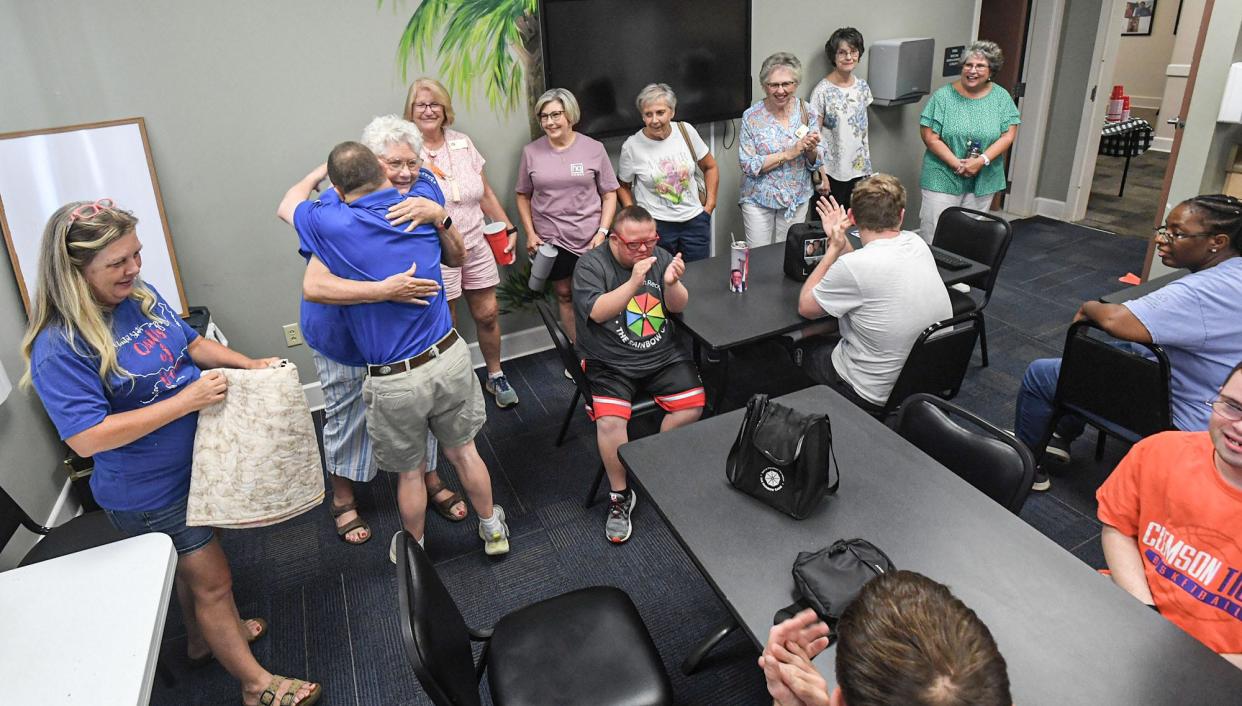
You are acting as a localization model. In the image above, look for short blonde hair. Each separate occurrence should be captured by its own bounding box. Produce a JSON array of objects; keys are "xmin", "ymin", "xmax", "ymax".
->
[
  {"xmin": 404, "ymin": 77, "xmax": 455, "ymax": 126},
  {"xmin": 534, "ymin": 88, "xmax": 581, "ymax": 126},
  {"xmin": 850, "ymin": 174, "xmax": 906, "ymax": 231}
]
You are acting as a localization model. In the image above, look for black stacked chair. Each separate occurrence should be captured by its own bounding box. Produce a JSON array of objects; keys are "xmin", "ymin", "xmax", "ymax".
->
[
  {"xmin": 0, "ymin": 482, "xmax": 128, "ymax": 567},
  {"xmin": 1034, "ymin": 320, "xmax": 1173, "ymax": 463},
  {"xmin": 535, "ymin": 300, "xmax": 660, "ymax": 506},
  {"xmin": 931, "ymin": 207, "xmax": 1013, "ymax": 367},
  {"xmin": 895, "ymin": 393, "xmax": 1036, "ymax": 514},
  {"xmin": 852, "ymin": 312, "xmax": 982, "ymax": 420},
  {"xmin": 395, "ymin": 531, "xmax": 674, "ymax": 706}
]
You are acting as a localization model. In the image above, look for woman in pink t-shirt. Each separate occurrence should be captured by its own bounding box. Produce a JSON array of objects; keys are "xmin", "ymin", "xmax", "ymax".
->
[
  {"xmin": 404, "ymin": 78, "xmax": 521, "ymax": 411},
  {"xmin": 516, "ymin": 88, "xmax": 620, "ymax": 341}
]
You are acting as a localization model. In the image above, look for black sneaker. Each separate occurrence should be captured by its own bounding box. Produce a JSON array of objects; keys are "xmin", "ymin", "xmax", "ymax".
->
[
  {"xmin": 1031, "ymin": 469, "xmax": 1051, "ymax": 492},
  {"xmin": 605, "ymin": 490, "xmax": 636, "ymax": 544},
  {"xmin": 1044, "ymin": 433, "xmax": 1072, "ymax": 464}
]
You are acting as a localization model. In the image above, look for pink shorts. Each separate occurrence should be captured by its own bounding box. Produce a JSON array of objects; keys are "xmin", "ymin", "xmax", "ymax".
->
[{"xmin": 442, "ymin": 239, "xmax": 501, "ymax": 300}]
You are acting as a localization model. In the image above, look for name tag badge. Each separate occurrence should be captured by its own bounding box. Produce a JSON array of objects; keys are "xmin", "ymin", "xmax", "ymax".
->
[
  {"xmin": 448, "ymin": 138, "xmax": 468, "ymax": 151},
  {"xmin": 570, "ymin": 162, "xmax": 585, "ymax": 177}
]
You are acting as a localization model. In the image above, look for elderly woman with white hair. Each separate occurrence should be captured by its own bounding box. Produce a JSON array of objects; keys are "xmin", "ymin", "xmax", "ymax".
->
[
  {"xmin": 739, "ymin": 52, "xmax": 823, "ymax": 248},
  {"xmin": 618, "ymin": 82, "xmax": 719, "ymax": 262},
  {"xmin": 917, "ymin": 40, "xmax": 1020, "ymax": 241},
  {"xmin": 516, "ymin": 87, "xmax": 619, "ymax": 341}
]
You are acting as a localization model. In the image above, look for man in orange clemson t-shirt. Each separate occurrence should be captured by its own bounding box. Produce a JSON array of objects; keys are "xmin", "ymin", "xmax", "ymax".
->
[{"xmin": 1097, "ymin": 362, "xmax": 1242, "ymax": 669}]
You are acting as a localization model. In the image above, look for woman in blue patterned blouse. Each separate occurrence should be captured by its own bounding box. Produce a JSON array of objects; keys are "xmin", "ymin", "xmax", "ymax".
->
[{"xmin": 738, "ymin": 52, "xmax": 823, "ymax": 248}]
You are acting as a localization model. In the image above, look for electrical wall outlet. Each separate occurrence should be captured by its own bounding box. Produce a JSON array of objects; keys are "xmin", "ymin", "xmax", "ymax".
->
[{"xmin": 282, "ymin": 323, "xmax": 304, "ymax": 347}]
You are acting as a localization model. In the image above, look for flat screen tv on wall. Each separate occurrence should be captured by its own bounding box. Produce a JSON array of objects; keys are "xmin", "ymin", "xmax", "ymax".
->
[{"xmin": 539, "ymin": 0, "xmax": 752, "ymax": 138}]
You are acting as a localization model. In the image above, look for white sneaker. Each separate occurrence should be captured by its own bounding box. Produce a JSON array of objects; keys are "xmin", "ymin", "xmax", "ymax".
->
[{"xmin": 479, "ymin": 505, "xmax": 510, "ymax": 556}]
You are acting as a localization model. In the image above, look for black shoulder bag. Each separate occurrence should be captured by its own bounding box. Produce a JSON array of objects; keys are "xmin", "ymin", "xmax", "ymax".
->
[
  {"xmin": 725, "ymin": 393, "xmax": 839, "ymax": 519},
  {"xmin": 774, "ymin": 538, "xmax": 896, "ymax": 628}
]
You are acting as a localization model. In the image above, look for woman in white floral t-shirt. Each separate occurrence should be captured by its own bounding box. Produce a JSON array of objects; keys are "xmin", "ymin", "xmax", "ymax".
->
[{"xmin": 808, "ymin": 27, "xmax": 873, "ymax": 209}]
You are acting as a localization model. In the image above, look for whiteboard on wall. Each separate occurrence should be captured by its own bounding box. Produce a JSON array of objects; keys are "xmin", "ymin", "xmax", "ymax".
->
[{"xmin": 0, "ymin": 117, "xmax": 188, "ymax": 317}]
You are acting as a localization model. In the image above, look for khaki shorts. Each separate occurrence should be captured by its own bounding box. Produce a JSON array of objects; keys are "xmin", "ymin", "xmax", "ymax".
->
[{"xmin": 361, "ymin": 336, "xmax": 486, "ymax": 473}]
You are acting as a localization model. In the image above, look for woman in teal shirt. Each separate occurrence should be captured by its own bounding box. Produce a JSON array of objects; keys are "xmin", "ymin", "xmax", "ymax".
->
[{"xmin": 918, "ymin": 40, "xmax": 1020, "ymax": 243}]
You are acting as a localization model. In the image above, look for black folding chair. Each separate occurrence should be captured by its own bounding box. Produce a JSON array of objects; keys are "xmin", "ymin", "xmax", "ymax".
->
[
  {"xmin": 896, "ymin": 394, "xmax": 1036, "ymax": 514},
  {"xmin": 534, "ymin": 300, "xmax": 660, "ymax": 506},
  {"xmin": 932, "ymin": 207, "xmax": 1013, "ymax": 367},
  {"xmin": 395, "ymin": 531, "xmax": 673, "ymax": 706},
  {"xmin": 1034, "ymin": 320, "xmax": 1173, "ymax": 464},
  {"xmin": 851, "ymin": 312, "xmax": 982, "ymax": 419}
]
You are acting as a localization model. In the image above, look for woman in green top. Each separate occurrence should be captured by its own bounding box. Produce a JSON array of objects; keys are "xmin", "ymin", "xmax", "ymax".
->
[{"xmin": 918, "ymin": 40, "xmax": 1020, "ymax": 243}]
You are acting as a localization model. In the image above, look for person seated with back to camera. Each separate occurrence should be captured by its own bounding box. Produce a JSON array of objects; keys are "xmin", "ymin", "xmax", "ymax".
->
[
  {"xmin": 1096, "ymin": 362, "xmax": 1242, "ymax": 670},
  {"xmin": 1014, "ymin": 193, "xmax": 1242, "ymax": 492},
  {"xmin": 572, "ymin": 205, "xmax": 704, "ymax": 544},
  {"xmin": 277, "ymin": 140, "xmax": 511, "ymax": 559},
  {"xmin": 794, "ymin": 173, "xmax": 951, "ymax": 412},
  {"xmin": 760, "ymin": 570, "xmax": 1012, "ymax": 706}
]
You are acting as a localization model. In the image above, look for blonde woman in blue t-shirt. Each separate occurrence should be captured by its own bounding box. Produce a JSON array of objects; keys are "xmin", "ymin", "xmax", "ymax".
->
[{"xmin": 21, "ymin": 201, "xmax": 321, "ymax": 706}]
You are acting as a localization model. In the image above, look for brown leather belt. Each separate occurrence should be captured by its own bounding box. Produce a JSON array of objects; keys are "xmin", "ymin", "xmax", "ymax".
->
[{"xmin": 367, "ymin": 330, "xmax": 459, "ymax": 377}]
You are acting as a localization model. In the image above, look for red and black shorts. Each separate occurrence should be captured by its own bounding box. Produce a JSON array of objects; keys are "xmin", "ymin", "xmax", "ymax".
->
[{"xmin": 584, "ymin": 359, "xmax": 705, "ymax": 421}]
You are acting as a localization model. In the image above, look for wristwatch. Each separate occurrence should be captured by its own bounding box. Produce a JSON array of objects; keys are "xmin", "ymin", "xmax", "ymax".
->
[
  {"xmin": 505, "ymin": 225, "xmax": 518, "ymax": 235},
  {"xmin": 438, "ymin": 215, "xmax": 454, "ymax": 230},
  {"xmin": 597, "ymin": 226, "xmax": 609, "ymax": 235},
  {"xmin": 980, "ymin": 153, "xmax": 991, "ymax": 166}
]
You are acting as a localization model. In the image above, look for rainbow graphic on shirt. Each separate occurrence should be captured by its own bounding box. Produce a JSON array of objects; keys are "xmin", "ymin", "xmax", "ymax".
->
[{"xmin": 625, "ymin": 293, "xmax": 666, "ymax": 339}]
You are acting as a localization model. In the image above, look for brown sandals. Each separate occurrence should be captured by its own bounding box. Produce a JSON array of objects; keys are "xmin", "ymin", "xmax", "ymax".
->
[
  {"xmin": 256, "ymin": 675, "xmax": 321, "ymax": 706},
  {"xmin": 426, "ymin": 477, "xmax": 468, "ymax": 522},
  {"xmin": 331, "ymin": 501, "xmax": 371, "ymax": 544}
]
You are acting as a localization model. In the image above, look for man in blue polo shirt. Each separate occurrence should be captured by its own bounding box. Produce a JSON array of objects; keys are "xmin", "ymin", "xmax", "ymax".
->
[{"xmin": 278, "ymin": 140, "xmax": 510, "ymax": 556}]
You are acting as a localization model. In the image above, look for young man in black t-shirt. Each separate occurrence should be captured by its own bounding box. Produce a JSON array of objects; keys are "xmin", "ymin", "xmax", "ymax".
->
[{"xmin": 572, "ymin": 205, "xmax": 705, "ymax": 543}]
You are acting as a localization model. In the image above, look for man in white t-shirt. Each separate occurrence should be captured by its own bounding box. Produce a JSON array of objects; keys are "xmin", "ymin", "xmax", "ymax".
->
[{"xmin": 795, "ymin": 173, "xmax": 952, "ymax": 410}]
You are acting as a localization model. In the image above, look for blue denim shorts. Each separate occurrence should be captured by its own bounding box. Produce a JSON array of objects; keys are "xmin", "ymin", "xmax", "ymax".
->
[{"xmin": 105, "ymin": 494, "xmax": 215, "ymax": 556}]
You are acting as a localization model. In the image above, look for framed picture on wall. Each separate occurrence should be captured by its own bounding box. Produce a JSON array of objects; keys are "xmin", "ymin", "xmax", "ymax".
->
[{"xmin": 1123, "ymin": 0, "xmax": 1157, "ymax": 36}]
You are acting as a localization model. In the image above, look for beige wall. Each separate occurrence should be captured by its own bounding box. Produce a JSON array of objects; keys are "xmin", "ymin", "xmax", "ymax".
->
[{"xmin": 1112, "ymin": 0, "xmax": 1180, "ymax": 108}]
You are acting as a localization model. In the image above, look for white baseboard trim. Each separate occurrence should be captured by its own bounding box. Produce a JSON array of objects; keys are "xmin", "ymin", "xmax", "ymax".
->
[
  {"xmin": 301, "ymin": 324, "xmax": 553, "ymax": 413},
  {"xmin": 1032, "ymin": 197, "xmax": 1069, "ymax": 221},
  {"xmin": 1150, "ymin": 136, "xmax": 1173, "ymax": 153}
]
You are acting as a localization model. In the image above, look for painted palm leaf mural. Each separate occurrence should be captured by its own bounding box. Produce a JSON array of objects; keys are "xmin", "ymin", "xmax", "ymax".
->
[{"xmin": 386, "ymin": 0, "xmax": 545, "ymax": 136}]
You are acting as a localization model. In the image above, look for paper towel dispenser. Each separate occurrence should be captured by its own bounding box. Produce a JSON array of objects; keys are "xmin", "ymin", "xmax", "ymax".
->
[{"xmin": 868, "ymin": 37, "xmax": 934, "ymax": 106}]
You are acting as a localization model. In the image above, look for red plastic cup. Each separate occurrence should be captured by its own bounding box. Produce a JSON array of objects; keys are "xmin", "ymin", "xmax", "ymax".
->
[{"xmin": 483, "ymin": 222, "xmax": 515, "ymax": 266}]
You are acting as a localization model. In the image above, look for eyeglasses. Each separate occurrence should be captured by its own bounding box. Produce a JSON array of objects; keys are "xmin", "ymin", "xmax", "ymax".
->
[
  {"xmin": 1206, "ymin": 396, "xmax": 1242, "ymax": 422},
  {"xmin": 69, "ymin": 198, "xmax": 114, "ymax": 222},
  {"xmin": 412, "ymin": 102, "xmax": 442, "ymax": 114},
  {"xmin": 613, "ymin": 232, "xmax": 660, "ymax": 252},
  {"xmin": 765, "ymin": 81, "xmax": 798, "ymax": 90},
  {"xmin": 382, "ymin": 159, "xmax": 421, "ymax": 173},
  {"xmin": 835, "ymin": 49, "xmax": 860, "ymax": 59},
  {"xmin": 538, "ymin": 110, "xmax": 566, "ymax": 123},
  {"xmin": 1154, "ymin": 226, "xmax": 1216, "ymax": 242}
]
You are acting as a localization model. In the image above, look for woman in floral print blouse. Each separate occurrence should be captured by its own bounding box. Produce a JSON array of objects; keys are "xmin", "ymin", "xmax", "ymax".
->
[{"xmin": 738, "ymin": 52, "xmax": 823, "ymax": 248}]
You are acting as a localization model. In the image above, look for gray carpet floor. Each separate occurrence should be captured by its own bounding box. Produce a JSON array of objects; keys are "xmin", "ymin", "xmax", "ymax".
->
[{"xmin": 149, "ymin": 217, "xmax": 1153, "ymax": 705}]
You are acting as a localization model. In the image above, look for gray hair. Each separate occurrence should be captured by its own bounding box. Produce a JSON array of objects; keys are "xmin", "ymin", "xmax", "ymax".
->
[
  {"xmin": 534, "ymin": 88, "xmax": 581, "ymax": 126},
  {"xmin": 360, "ymin": 114, "xmax": 424, "ymax": 158},
  {"xmin": 635, "ymin": 83, "xmax": 677, "ymax": 113},
  {"xmin": 759, "ymin": 52, "xmax": 802, "ymax": 85},
  {"xmin": 965, "ymin": 41, "xmax": 1004, "ymax": 76}
]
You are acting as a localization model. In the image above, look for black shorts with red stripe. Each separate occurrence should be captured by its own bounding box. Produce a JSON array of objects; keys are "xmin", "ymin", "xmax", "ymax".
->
[{"xmin": 584, "ymin": 359, "xmax": 705, "ymax": 421}]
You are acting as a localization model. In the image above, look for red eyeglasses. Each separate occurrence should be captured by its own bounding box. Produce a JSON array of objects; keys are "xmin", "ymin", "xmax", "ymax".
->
[
  {"xmin": 613, "ymin": 232, "xmax": 660, "ymax": 252},
  {"xmin": 69, "ymin": 198, "xmax": 115, "ymax": 222}
]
